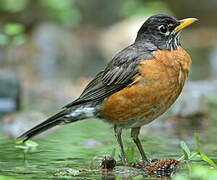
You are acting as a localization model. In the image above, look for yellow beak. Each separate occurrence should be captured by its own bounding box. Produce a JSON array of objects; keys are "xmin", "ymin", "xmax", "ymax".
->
[{"xmin": 172, "ymin": 18, "xmax": 198, "ymax": 34}]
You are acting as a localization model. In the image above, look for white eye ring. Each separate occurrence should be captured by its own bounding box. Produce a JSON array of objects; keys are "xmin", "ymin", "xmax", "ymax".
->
[{"xmin": 158, "ymin": 25, "xmax": 170, "ymax": 36}]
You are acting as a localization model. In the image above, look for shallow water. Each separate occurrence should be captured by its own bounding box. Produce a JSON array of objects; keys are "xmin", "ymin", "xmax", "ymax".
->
[{"xmin": 0, "ymin": 106, "xmax": 217, "ymax": 180}]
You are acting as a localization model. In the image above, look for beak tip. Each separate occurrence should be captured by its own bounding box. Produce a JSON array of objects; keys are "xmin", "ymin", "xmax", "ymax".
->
[
  {"xmin": 180, "ymin": 17, "xmax": 199, "ymax": 23},
  {"xmin": 192, "ymin": 18, "xmax": 199, "ymax": 22},
  {"xmin": 172, "ymin": 17, "xmax": 198, "ymax": 34}
]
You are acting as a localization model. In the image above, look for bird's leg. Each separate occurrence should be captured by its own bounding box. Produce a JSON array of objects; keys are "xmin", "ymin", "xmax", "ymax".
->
[
  {"xmin": 131, "ymin": 127, "xmax": 150, "ymax": 166},
  {"xmin": 114, "ymin": 126, "xmax": 128, "ymax": 166}
]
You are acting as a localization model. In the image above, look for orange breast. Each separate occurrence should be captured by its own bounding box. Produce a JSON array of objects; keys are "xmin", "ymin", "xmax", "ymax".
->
[{"xmin": 100, "ymin": 47, "xmax": 191, "ymax": 128}]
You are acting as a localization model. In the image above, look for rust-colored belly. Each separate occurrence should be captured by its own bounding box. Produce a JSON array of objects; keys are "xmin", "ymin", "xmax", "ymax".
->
[{"xmin": 100, "ymin": 47, "xmax": 191, "ymax": 128}]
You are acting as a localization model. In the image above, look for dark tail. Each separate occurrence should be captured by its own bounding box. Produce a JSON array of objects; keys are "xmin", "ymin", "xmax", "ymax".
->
[{"xmin": 17, "ymin": 109, "xmax": 75, "ymax": 142}]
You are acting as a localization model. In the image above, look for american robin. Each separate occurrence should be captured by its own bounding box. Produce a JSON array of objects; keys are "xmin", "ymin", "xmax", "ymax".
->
[{"xmin": 18, "ymin": 14, "xmax": 197, "ymax": 166}]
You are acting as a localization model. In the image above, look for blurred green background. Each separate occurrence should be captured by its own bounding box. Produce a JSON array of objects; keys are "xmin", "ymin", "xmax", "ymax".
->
[{"xmin": 0, "ymin": 0, "xmax": 217, "ymax": 179}]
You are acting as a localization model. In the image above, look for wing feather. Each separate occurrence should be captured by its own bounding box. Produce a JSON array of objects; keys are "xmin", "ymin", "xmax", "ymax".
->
[{"xmin": 64, "ymin": 44, "xmax": 154, "ymax": 108}]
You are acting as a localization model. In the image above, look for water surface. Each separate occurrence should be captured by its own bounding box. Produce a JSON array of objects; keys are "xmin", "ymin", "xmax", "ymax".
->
[{"xmin": 0, "ymin": 107, "xmax": 217, "ymax": 180}]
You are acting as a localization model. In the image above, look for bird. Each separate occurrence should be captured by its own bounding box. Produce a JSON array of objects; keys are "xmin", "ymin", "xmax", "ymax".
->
[{"xmin": 18, "ymin": 14, "xmax": 197, "ymax": 166}]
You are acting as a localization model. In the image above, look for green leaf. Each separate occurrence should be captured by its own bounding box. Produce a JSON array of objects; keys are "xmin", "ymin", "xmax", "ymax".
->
[
  {"xmin": 24, "ymin": 140, "xmax": 38, "ymax": 148},
  {"xmin": 189, "ymin": 152, "xmax": 200, "ymax": 160},
  {"xmin": 180, "ymin": 141, "xmax": 191, "ymax": 160},
  {"xmin": 200, "ymin": 153, "xmax": 217, "ymax": 167},
  {"xmin": 194, "ymin": 133, "xmax": 201, "ymax": 153},
  {"xmin": 4, "ymin": 23, "xmax": 25, "ymax": 36},
  {"xmin": 15, "ymin": 140, "xmax": 24, "ymax": 144}
]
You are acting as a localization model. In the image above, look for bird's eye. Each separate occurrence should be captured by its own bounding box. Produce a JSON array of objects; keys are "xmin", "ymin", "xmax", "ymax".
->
[{"xmin": 158, "ymin": 25, "xmax": 168, "ymax": 34}]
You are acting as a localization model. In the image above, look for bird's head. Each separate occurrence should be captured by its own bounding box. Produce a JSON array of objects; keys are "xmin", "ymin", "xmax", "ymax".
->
[{"xmin": 136, "ymin": 14, "xmax": 198, "ymax": 50}]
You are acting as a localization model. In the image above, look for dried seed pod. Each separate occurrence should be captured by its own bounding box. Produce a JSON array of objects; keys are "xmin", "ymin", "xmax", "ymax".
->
[
  {"xmin": 101, "ymin": 156, "xmax": 116, "ymax": 170},
  {"xmin": 147, "ymin": 158, "xmax": 180, "ymax": 172}
]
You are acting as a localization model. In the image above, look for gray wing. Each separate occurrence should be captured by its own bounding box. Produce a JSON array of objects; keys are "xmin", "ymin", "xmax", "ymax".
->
[{"xmin": 64, "ymin": 44, "xmax": 154, "ymax": 108}]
